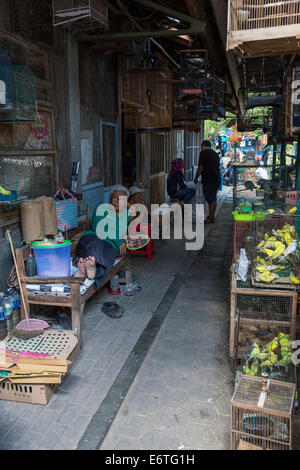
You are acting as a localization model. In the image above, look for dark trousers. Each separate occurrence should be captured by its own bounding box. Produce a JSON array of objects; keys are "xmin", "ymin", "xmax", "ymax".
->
[
  {"xmin": 173, "ymin": 187, "xmax": 196, "ymax": 203},
  {"xmin": 76, "ymin": 234, "xmax": 118, "ymax": 288}
]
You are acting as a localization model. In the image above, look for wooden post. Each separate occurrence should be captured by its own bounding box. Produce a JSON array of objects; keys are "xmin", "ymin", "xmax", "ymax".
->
[
  {"xmin": 272, "ymin": 143, "xmax": 277, "ymax": 182},
  {"xmin": 71, "ymin": 282, "xmax": 82, "ymax": 347}
]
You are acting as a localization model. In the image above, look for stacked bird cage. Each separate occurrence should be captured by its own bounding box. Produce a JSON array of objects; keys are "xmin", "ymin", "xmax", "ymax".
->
[
  {"xmin": 231, "ymin": 375, "xmax": 296, "ymax": 450},
  {"xmin": 230, "ymin": 266, "xmax": 297, "ymax": 360}
]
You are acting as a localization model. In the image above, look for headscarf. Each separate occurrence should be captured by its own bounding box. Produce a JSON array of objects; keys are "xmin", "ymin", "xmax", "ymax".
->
[{"xmin": 167, "ymin": 158, "xmax": 184, "ymax": 182}]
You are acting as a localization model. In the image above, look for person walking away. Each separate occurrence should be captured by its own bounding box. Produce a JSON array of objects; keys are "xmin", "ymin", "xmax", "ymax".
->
[
  {"xmin": 167, "ymin": 158, "xmax": 196, "ymax": 205},
  {"xmin": 194, "ymin": 140, "xmax": 221, "ymax": 223}
]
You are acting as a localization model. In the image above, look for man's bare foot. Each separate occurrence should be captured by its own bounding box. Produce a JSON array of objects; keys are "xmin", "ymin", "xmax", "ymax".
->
[
  {"xmin": 85, "ymin": 256, "xmax": 96, "ymax": 280},
  {"xmin": 74, "ymin": 258, "xmax": 87, "ymax": 278}
]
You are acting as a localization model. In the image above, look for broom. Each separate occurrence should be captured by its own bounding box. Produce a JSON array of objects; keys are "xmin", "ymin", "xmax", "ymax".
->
[{"xmin": 6, "ymin": 230, "xmax": 50, "ymax": 340}]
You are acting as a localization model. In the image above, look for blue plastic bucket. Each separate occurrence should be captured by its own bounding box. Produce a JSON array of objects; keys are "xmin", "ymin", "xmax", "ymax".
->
[{"xmin": 32, "ymin": 241, "xmax": 72, "ymax": 278}]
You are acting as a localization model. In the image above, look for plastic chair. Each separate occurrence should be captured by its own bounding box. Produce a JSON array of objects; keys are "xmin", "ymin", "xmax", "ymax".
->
[{"xmin": 129, "ymin": 223, "xmax": 155, "ymax": 261}]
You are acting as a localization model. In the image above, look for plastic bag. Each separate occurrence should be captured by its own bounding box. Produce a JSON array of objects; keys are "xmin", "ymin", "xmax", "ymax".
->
[{"xmin": 236, "ymin": 249, "xmax": 249, "ymax": 282}]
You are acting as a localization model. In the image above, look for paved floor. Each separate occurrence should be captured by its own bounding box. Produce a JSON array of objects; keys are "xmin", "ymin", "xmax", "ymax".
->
[
  {"xmin": 0, "ymin": 190, "xmax": 233, "ymax": 450},
  {"xmin": 99, "ymin": 201, "xmax": 233, "ymax": 451}
]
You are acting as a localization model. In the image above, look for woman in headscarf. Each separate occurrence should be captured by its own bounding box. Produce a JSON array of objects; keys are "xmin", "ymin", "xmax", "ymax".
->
[{"xmin": 167, "ymin": 158, "xmax": 196, "ymax": 204}]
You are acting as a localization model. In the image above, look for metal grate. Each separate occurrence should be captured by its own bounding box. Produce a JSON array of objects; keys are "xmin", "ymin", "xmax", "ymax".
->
[
  {"xmin": 236, "ymin": 293, "xmax": 293, "ymax": 322},
  {"xmin": 0, "ymin": 109, "xmax": 53, "ymax": 151},
  {"xmin": 8, "ymin": 0, "xmax": 53, "ymax": 46},
  {"xmin": 0, "ymin": 154, "xmax": 54, "ymax": 197}
]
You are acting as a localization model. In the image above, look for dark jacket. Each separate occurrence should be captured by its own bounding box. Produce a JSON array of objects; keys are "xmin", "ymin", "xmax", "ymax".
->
[{"xmin": 167, "ymin": 170, "xmax": 187, "ymax": 197}]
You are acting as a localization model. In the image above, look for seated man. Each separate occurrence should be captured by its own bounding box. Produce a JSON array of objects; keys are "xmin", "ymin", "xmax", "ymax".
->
[
  {"xmin": 128, "ymin": 186, "xmax": 145, "ymax": 207},
  {"xmin": 74, "ymin": 185, "xmax": 130, "ymax": 287}
]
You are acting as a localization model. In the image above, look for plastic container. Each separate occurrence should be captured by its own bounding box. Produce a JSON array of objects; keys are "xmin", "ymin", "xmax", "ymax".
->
[
  {"xmin": 0, "ymin": 190, "xmax": 17, "ymax": 202},
  {"xmin": 232, "ymin": 211, "xmax": 266, "ymax": 222},
  {"xmin": 0, "ymin": 303, "xmax": 7, "ymax": 341},
  {"xmin": 32, "ymin": 240, "xmax": 72, "ymax": 278}
]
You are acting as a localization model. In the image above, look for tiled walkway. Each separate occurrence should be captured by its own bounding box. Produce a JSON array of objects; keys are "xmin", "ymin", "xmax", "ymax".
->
[
  {"xmin": 0, "ymin": 190, "xmax": 233, "ymax": 450},
  {"xmin": 99, "ymin": 200, "xmax": 233, "ymax": 450}
]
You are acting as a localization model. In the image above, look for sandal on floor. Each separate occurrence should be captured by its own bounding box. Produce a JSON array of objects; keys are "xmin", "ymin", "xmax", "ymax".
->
[{"xmin": 102, "ymin": 302, "xmax": 124, "ymax": 318}]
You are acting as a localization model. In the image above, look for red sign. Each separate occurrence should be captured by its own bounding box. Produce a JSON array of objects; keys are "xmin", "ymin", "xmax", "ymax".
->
[
  {"xmin": 182, "ymin": 89, "xmax": 202, "ymax": 95},
  {"xmin": 30, "ymin": 111, "xmax": 47, "ymax": 140}
]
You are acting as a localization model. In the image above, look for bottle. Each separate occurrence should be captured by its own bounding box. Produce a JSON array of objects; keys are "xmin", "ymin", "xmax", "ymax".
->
[
  {"xmin": 0, "ymin": 302, "xmax": 7, "ymax": 340},
  {"xmin": 11, "ymin": 292, "xmax": 21, "ymax": 327},
  {"xmin": 26, "ymin": 253, "xmax": 36, "ymax": 277},
  {"xmin": 3, "ymin": 296, "xmax": 13, "ymax": 334}
]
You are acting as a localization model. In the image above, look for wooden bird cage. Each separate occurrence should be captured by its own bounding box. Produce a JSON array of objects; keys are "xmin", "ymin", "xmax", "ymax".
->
[
  {"xmin": 231, "ymin": 375, "xmax": 296, "ymax": 450},
  {"xmin": 52, "ymin": 0, "xmax": 108, "ymax": 30},
  {"xmin": 122, "ymin": 68, "xmax": 173, "ymax": 130},
  {"xmin": 227, "ymin": 0, "xmax": 300, "ymax": 57}
]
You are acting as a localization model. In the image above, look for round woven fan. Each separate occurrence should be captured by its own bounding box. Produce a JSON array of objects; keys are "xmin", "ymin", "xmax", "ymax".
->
[{"xmin": 126, "ymin": 234, "xmax": 151, "ymax": 251}]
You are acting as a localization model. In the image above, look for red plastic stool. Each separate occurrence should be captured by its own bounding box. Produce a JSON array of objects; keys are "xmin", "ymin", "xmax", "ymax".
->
[{"xmin": 129, "ymin": 223, "xmax": 155, "ymax": 261}]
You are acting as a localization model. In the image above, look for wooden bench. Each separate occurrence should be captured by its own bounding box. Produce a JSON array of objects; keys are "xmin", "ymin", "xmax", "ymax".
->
[{"xmin": 15, "ymin": 232, "xmax": 133, "ymax": 347}]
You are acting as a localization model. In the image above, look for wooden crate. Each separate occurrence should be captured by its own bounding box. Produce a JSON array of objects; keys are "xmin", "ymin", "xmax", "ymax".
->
[
  {"xmin": 230, "ymin": 266, "xmax": 297, "ymax": 359},
  {"xmin": 231, "ymin": 375, "xmax": 296, "ymax": 450}
]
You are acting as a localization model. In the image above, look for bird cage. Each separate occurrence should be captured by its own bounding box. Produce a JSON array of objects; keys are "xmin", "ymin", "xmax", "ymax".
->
[
  {"xmin": 227, "ymin": 0, "xmax": 300, "ymax": 57},
  {"xmin": 233, "ymin": 219, "xmax": 253, "ymax": 262},
  {"xmin": 0, "ymin": 66, "xmax": 37, "ymax": 123},
  {"xmin": 231, "ymin": 375, "xmax": 296, "ymax": 450},
  {"xmin": 52, "ymin": 0, "xmax": 108, "ymax": 30},
  {"xmin": 123, "ymin": 68, "xmax": 172, "ymax": 130},
  {"xmin": 229, "ymin": 266, "xmax": 297, "ymax": 359}
]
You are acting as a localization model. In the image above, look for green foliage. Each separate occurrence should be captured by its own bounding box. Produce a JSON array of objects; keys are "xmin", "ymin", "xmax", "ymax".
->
[{"xmin": 204, "ymin": 115, "xmax": 235, "ymax": 141}]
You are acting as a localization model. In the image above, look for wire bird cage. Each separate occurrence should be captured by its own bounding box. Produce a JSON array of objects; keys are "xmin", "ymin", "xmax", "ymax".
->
[
  {"xmin": 251, "ymin": 214, "xmax": 299, "ymax": 290},
  {"xmin": 52, "ymin": 0, "xmax": 108, "ymax": 30},
  {"xmin": 0, "ymin": 66, "xmax": 37, "ymax": 123},
  {"xmin": 231, "ymin": 375, "xmax": 296, "ymax": 450},
  {"xmin": 232, "ymin": 163, "xmax": 293, "ymax": 210},
  {"xmin": 233, "ymin": 220, "xmax": 253, "ymax": 262},
  {"xmin": 229, "ymin": 267, "xmax": 297, "ymax": 359}
]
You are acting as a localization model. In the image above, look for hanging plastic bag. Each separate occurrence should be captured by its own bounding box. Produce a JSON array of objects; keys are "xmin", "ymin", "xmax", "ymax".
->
[
  {"xmin": 235, "ymin": 248, "xmax": 249, "ymax": 282},
  {"xmin": 54, "ymin": 188, "xmax": 78, "ymax": 231}
]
